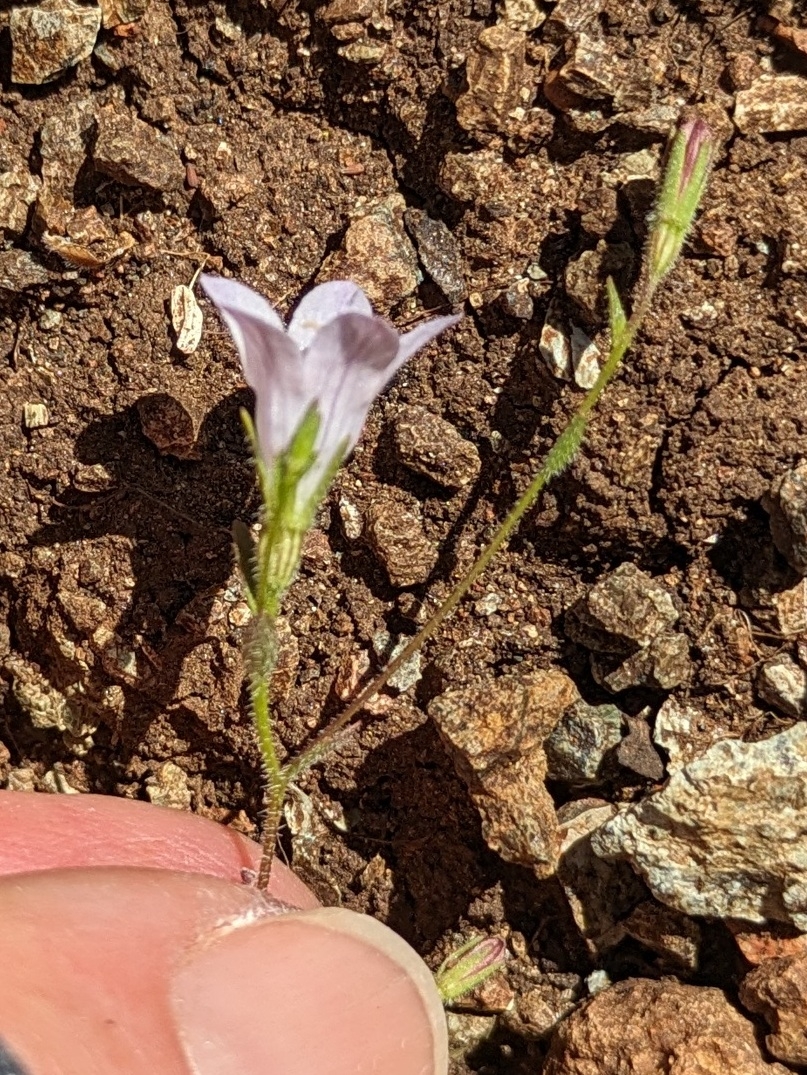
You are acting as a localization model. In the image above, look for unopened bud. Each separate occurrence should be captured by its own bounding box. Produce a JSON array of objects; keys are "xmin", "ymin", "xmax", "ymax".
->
[
  {"xmin": 646, "ymin": 116, "xmax": 715, "ymax": 289},
  {"xmin": 435, "ymin": 935, "xmax": 507, "ymax": 1004}
]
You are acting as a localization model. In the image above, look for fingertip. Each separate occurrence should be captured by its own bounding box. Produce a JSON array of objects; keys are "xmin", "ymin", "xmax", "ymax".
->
[
  {"xmin": 0, "ymin": 791, "xmax": 316, "ymax": 910},
  {"xmin": 171, "ymin": 907, "xmax": 448, "ymax": 1075}
]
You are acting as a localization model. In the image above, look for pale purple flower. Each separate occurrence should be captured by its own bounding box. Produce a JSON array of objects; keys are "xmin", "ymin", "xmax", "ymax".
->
[{"xmin": 201, "ymin": 275, "xmax": 459, "ymax": 513}]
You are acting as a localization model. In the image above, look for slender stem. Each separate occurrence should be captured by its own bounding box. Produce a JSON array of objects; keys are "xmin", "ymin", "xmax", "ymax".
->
[
  {"xmin": 283, "ymin": 304, "xmax": 648, "ymax": 787},
  {"xmin": 252, "ymin": 678, "xmax": 281, "ymax": 798},
  {"xmin": 257, "ymin": 766, "xmax": 289, "ymax": 890},
  {"xmin": 243, "ymin": 610, "xmax": 287, "ymax": 888},
  {"xmin": 249, "ymin": 673, "xmax": 285, "ymax": 888}
]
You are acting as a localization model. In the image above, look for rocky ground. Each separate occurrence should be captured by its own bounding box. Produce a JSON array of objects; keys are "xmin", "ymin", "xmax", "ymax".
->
[{"xmin": 2, "ymin": 0, "xmax": 807, "ymax": 1071}]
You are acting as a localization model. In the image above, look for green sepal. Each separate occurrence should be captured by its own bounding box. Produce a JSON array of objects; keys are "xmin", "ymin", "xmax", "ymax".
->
[
  {"xmin": 282, "ymin": 404, "xmax": 320, "ymax": 484},
  {"xmin": 606, "ymin": 276, "xmax": 627, "ymax": 339},
  {"xmin": 232, "ymin": 519, "xmax": 260, "ymax": 613},
  {"xmin": 241, "ymin": 408, "xmax": 276, "ymax": 515},
  {"xmin": 435, "ymin": 935, "xmax": 507, "ymax": 1005},
  {"xmin": 646, "ymin": 118, "xmax": 714, "ymax": 289},
  {"xmin": 296, "ymin": 435, "xmax": 349, "ymax": 530}
]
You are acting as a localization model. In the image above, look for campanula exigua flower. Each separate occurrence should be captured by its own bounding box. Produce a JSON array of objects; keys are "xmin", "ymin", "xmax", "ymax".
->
[
  {"xmin": 201, "ymin": 275, "xmax": 459, "ymax": 517},
  {"xmin": 202, "ymin": 274, "xmax": 460, "ymax": 609}
]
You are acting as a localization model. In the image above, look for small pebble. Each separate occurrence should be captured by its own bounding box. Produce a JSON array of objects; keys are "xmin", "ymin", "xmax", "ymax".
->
[
  {"xmin": 391, "ymin": 405, "xmax": 480, "ymax": 489},
  {"xmin": 764, "ymin": 463, "xmax": 807, "ymax": 576},
  {"xmin": 545, "ymin": 701, "xmax": 623, "ymax": 783},
  {"xmin": 23, "ymin": 402, "xmax": 49, "ymax": 430},
  {"xmin": 372, "ymin": 631, "xmax": 422, "ymax": 693},
  {"xmin": 405, "ymin": 209, "xmax": 466, "ymax": 304},
  {"xmin": 10, "ymin": 0, "xmax": 100, "ymax": 84},
  {"xmin": 365, "ymin": 492, "xmax": 438, "ymax": 588},
  {"xmin": 757, "ymin": 653, "xmax": 807, "ymax": 719},
  {"xmin": 615, "ymin": 715, "xmax": 665, "ymax": 781},
  {"xmin": 539, "ymin": 320, "xmax": 572, "ymax": 380}
]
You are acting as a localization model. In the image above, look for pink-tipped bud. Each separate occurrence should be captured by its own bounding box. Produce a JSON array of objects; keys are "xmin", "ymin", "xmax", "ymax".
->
[
  {"xmin": 646, "ymin": 115, "xmax": 716, "ymax": 289},
  {"xmin": 679, "ymin": 117, "xmax": 713, "ymax": 194},
  {"xmin": 435, "ymin": 935, "xmax": 508, "ymax": 1004}
]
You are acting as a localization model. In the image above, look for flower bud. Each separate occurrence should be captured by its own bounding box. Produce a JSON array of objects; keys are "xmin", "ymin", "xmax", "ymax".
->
[
  {"xmin": 646, "ymin": 116, "xmax": 715, "ymax": 289},
  {"xmin": 435, "ymin": 935, "xmax": 507, "ymax": 1004}
]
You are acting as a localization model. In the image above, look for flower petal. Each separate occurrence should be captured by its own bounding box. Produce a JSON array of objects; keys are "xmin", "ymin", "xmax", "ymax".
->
[
  {"xmin": 396, "ymin": 314, "xmax": 461, "ymax": 369},
  {"xmin": 287, "ymin": 281, "xmax": 374, "ymax": 351},
  {"xmin": 200, "ymin": 275, "xmax": 286, "ymax": 336},
  {"xmin": 201, "ymin": 274, "xmax": 309, "ymax": 463},
  {"xmin": 292, "ymin": 312, "xmax": 400, "ymax": 505}
]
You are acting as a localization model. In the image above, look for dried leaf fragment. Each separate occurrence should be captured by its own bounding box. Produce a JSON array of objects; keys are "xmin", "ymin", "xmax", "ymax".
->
[{"xmin": 170, "ymin": 284, "xmax": 203, "ymax": 355}]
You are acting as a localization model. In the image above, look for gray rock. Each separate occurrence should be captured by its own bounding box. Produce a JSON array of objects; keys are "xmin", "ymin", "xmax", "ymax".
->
[
  {"xmin": 568, "ymin": 563, "xmax": 679, "ymax": 653},
  {"xmin": 539, "ymin": 319, "xmax": 572, "ymax": 381},
  {"xmin": 591, "ymin": 631, "xmax": 692, "ymax": 693},
  {"xmin": 570, "ymin": 327, "xmax": 601, "ymax": 390},
  {"xmin": 371, "ymin": 631, "xmax": 421, "ymax": 693},
  {"xmin": 499, "ymin": 283, "xmax": 533, "ymax": 320},
  {"xmin": 40, "ymin": 98, "xmax": 95, "ymax": 198},
  {"xmin": 10, "ymin": 0, "xmax": 100, "ymax": 84},
  {"xmin": 0, "ymin": 249, "xmax": 50, "ymax": 292},
  {"xmin": 500, "ymin": 0, "xmax": 544, "ymax": 31},
  {"xmin": 757, "ymin": 653, "xmax": 807, "ymax": 719},
  {"xmin": 405, "ymin": 209, "xmax": 466, "ymax": 304},
  {"xmin": 615, "ymin": 715, "xmax": 665, "ymax": 782},
  {"xmin": 391, "ymin": 405, "xmax": 480, "ymax": 490},
  {"xmin": 557, "ymin": 800, "xmax": 647, "ymax": 951},
  {"xmin": 653, "ymin": 697, "xmax": 707, "ymax": 772},
  {"xmin": 592, "ymin": 723, "xmax": 807, "ymax": 929},
  {"xmin": 0, "ymin": 166, "xmax": 40, "ymax": 240},
  {"xmin": 568, "ymin": 563, "xmax": 691, "ymax": 693},
  {"xmin": 545, "ymin": 701, "xmax": 623, "ymax": 783},
  {"xmin": 764, "ymin": 463, "xmax": 807, "ymax": 576}
]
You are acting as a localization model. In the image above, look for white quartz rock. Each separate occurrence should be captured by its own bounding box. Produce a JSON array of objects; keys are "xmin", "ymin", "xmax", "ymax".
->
[{"xmin": 592, "ymin": 722, "xmax": 807, "ymax": 928}]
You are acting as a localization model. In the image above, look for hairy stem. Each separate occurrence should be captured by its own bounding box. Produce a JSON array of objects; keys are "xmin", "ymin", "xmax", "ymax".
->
[
  {"xmin": 243, "ymin": 615, "xmax": 286, "ymax": 888},
  {"xmin": 282, "ymin": 304, "xmax": 646, "ymax": 788}
]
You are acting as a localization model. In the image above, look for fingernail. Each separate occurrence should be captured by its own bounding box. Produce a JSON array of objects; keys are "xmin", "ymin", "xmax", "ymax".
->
[{"xmin": 171, "ymin": 907, "xmax": 447, "ymax": 1075}]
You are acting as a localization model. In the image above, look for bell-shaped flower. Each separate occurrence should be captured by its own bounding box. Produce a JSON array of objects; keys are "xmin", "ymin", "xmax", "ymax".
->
[
  {"xmin": 202, "ymin": 275, "xmax": 460, "ymax": 518},
  {"xmin": 203, "ymin": 275, "xmax": 460, "ymax": 610}
]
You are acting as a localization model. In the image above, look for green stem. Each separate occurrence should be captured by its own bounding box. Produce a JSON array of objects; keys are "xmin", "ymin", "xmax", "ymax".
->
[
  {"xmin": 282, "ymin": 303, "xmax": 647, "ymax": 788},
  {"xmin": 243, "ymin": 612, "xmax": 286, "ymax": 889},
  {"xmin": 250, "ymin": 674, "xmax": 284, "ymax": 888}
]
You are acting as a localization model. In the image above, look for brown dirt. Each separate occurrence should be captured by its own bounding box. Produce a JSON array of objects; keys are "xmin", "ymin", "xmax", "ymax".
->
[{"xmin": 2, "ymin": 1, "xmax": 807, "ymax": 1071}]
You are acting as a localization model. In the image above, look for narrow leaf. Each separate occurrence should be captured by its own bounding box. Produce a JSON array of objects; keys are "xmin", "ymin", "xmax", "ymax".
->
[
  {"xmin": 233, "ymin": 519, "xmax": 260, "ymax": 608},
  {"xmin": 606, "ymin": 276, "xmax": 627, "ymax": 338}
]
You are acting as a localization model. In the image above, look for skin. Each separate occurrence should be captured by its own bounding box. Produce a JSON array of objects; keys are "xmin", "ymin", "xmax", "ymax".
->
[{"xmin": 0, "ymin": 791, "xmax": 448, "ymax": 1075}]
